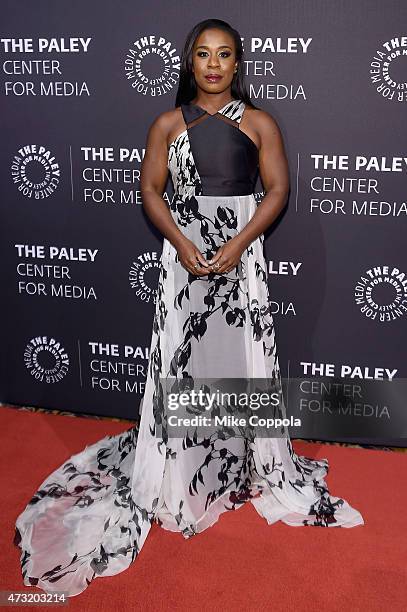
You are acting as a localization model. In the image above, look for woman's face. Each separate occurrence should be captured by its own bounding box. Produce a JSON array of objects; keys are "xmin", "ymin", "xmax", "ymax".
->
[{"xmin": 191, "ymin": 28, "xmax": 238, "ymax": 94}]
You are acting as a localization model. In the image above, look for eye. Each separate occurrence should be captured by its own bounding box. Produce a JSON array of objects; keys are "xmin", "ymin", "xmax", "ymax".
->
[{"xmin": 196, "ymin": 51, "xmax": 232, "ymax": 58}]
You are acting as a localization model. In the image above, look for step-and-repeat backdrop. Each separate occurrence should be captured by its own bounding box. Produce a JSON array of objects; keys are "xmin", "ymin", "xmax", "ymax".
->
[{"xmin": 1, "ymin": 1, "xmax": 406, "ymax": 445}]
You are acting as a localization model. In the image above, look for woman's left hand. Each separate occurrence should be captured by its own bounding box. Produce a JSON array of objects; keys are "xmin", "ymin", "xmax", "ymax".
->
[{"xmin": 207, "ymin": 237, "xmax": 246, "ymax": 274}]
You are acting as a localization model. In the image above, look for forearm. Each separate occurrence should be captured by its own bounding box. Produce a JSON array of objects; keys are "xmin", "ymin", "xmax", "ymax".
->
[
  {"xmin": 235, "ymin": 187, "xmax": 288, "ymax": 250},
  {"xmin": 141, "ymin": 189, "xmax": 187, "ymax": 249}
]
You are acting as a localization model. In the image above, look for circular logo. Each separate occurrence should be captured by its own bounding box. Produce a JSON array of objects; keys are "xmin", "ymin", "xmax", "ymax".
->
[
  {"xmin": 369, "ymin": 36, "xmax": 407, "ymax": 102},
  {"xmin": 12, "ymin": 144, "xmax": 60, "ymax": 199},
  {"xmin": 124, "ymin": 35, "xmax": 180, "ymax": 96},
  {"xmin": 354, "ymin": 265, "xmax": 407, "ymax": 321},
  {"xmin": 24, "ymin": 336, "xmax": 69, "ymax": 383},
  {"xmin": 129, "ymin": 251, "xmax": 161, "ymax": 303}
]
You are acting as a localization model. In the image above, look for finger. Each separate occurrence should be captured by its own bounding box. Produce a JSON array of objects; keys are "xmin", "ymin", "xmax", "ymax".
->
[
  {"xmin": 218, "ymin": 261, "xmax": 235, "ymax": 274},
  {"xmin": 207, "ymin": 248, "xmax": 223, "ymax": 265},
  {"xmin": 181, "ymin": 259, "xmax": 196, "ymax": 274},
  {"xmin": 189, "ymin": 260, "xmax": 209, "ymax": 276},
  {"xmin": 211, "ymin": 260, "xmax": 229, "ymax": 274},
  {"xmin": 189, "ymin": 261, "xmax": 202, "ymax": 275},
  {"xmin": 195, "ymin": 251, "xmax": 210, "ymax": 268},
  {"xmin": 210, "ymin": 259, "xmax": 223, "ymax": 272}
]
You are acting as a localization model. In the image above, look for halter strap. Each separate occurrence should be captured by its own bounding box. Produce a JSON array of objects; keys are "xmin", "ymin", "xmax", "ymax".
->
[{"xmin": 180, "ymin": 98, "xmax": 245, "ymax": 126}]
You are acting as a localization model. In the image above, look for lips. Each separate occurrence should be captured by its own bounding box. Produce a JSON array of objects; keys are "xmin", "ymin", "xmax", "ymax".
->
[{"xmin": 205, "ymin": 74, "xmax": 222, "ymax": 82}]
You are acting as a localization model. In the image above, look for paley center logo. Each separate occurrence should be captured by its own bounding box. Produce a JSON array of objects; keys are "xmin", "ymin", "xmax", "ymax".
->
[
  {"xmin": 129, "ymin": 251, "xmax": 161, "ymax": 303},
  {"xmin": 354, "ymin": 265, "xmax": 407, "ymax": 322},
  {"xmin": 11, "ymin": 144, "xmax": 60, "ymax": 199},
  {"xmin": 123, "ymin": 34, "xmax": 180, "ymax": 96},
  {"xmin": 369, "ymin": 35, "xmax": 407, "ymax": 102},
  {"xmin": 24, "ymin": 335, "xmax": 69, "ymax": 383}
]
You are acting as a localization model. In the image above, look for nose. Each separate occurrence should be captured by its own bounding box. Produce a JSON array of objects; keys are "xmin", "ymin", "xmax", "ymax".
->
[{"xmin": 207, "ymin": 53, "xmax": 220, "ymax": 68}]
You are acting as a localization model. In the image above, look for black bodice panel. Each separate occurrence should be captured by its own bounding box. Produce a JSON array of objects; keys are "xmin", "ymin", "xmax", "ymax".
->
[{"xmin": 180, "ymin": 102, "xmax": 259, "ymax": 196}]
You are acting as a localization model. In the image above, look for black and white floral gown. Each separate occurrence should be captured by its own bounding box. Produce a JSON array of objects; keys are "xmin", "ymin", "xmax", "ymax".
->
[{"xmin": 14, "ymin": 98, "xmax": 364, "ymax": 597}]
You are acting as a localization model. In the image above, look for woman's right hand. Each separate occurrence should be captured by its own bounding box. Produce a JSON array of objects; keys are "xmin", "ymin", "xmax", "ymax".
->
[{"xmin": 175, "ymin": 236, "xmax": 210, "ymax": 276}]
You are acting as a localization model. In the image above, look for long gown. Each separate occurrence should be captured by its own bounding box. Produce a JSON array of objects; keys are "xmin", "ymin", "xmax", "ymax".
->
[{"xmin": 13, "ymin": 98, "xmax": 364, "ymax": 598}]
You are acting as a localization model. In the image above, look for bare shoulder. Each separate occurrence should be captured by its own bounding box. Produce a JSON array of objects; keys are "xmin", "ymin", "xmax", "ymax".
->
[
  {"xmin": 242, "ymin": 106, "xmax": 286, "ymax": 153},
  {"xmin": 245, "ymin": 106, "xmax": 282, "ymax": 137},
  {"xmin": 145, "ymin": 107, "xmax": 185, "ymax": 150},
  {"xmin": 147, "ymin": 107, "xmax": 182, "ymax": 140}
]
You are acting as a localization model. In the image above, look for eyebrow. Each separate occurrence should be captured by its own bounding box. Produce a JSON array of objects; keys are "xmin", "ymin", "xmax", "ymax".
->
[{"xmin": 195, "ymin": 45, "xmax": 232, "ymax": 50}]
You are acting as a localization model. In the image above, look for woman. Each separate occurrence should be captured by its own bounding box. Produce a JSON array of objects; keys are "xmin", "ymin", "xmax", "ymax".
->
[{"xmin": 13, "ymin": 18, "xmax": 364, "ymax": 598}]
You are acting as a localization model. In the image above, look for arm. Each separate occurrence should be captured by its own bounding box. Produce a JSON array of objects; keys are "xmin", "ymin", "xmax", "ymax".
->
[
  {"xmin": 140, "ymin": 112, "xmax": 186, "ymax": 249},
  {"xmin": 234, "ymin": 110, "xmax": 290, "ymax": 250},
  {"xmin": 140, "ymin": 111, "xmax": 210, "ymax": 274}
]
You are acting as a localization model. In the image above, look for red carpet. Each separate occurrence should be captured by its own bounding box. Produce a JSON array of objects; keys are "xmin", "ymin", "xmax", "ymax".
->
[{"xmin": 1, "ymin": 406, "xmax": 406, "ymax": 611}]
